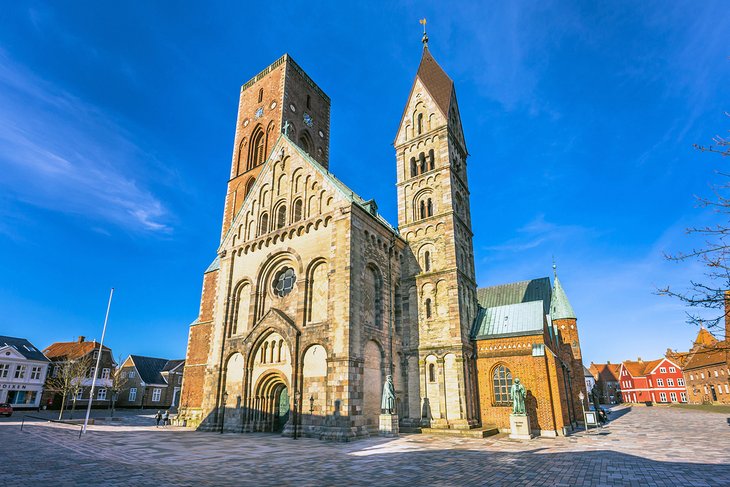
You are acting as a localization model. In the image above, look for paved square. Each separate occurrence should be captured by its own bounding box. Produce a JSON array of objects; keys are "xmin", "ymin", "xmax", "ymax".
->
[{"xmin": 2, "ymin": 405, "xmax": 729, "ymax": 486}]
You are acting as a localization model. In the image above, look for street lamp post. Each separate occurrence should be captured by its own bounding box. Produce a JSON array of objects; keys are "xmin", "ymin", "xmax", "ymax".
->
[{"xmin": 220, "ymin": 391, "xmax": 228, "ymax": 434}]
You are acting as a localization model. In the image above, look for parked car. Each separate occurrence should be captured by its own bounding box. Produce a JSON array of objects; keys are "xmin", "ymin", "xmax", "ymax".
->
[{"xmin": 0, "ymin": 403, "xmax": 12, "ymax": 417}]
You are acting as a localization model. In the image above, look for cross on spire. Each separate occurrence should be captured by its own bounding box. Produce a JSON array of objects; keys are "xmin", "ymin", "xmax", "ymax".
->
[
  {"xmin": 283, "ymin": 120, "xmax": 291, "ymax": 137},
  {"xmin": 419, "ymin": 18, "xmax": 428, "ymax": 46}
]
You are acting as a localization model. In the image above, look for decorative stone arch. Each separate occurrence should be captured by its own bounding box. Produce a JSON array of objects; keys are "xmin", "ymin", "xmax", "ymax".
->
[
  {"xmin": 305, "ymin": 258, "xmax": 329, "ymax": 324},
  {"xmin": 362, "ymin": 339, "xmax": 385, "ymax": 429},
  {"xmin": 253, "ymin": 249, "xmax": 304, "ymax": 323},
  {"xmin": 490, "ymin": 362, "xmax": 514, "ymax": 407},
  {"xmin": 363, "ymin": 262, "xmax": 384, "ymax": 329}
]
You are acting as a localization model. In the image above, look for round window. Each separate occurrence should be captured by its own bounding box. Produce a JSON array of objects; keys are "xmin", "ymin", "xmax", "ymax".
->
[{"xmin": 273, "ymin": 267, "xmax": 296, "ymax": 297}]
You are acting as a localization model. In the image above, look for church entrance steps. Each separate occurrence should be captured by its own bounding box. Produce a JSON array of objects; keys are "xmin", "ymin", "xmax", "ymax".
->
[{"xmin": 400, "ymin": 425, "xmax": 500, "ymax": 438}]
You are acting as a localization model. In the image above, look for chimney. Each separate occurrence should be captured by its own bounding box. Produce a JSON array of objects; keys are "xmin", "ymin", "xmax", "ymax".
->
[
  {"xmin": 724, "ymin": 290, "xmax": 730, "ymax": 342},
  {"xmin": 77, "ymin": 336, "xmax": 85, "ymax": 343},
  {"xmin": 606, "ymin": 360, "xmax": 610, "ymax": 364},
  {"xmin": 637, "ymin": 357, "xmax": 642, "ymax": 362}
]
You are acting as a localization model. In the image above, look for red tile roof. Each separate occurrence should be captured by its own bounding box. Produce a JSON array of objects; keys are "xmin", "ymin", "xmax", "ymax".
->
[
  {"xmin": 43, "ymin": 340, "xmax": 110, "ymax": 360},
  {"xmin": 589, "ymin": 363, "xmax": 620, "ymax": 382},
  {"xmin": 416, "ymin": 47, "xmax": 453, "ymax": 116},
  {"xmin": 621, "ymin": 359, "xmax": 663, "ymax": 377}
]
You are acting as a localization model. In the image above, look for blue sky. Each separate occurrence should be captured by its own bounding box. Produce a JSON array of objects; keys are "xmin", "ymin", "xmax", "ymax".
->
[{"xmin": 1, "ymin": 2, "xmax": 728, "ymax": 365}]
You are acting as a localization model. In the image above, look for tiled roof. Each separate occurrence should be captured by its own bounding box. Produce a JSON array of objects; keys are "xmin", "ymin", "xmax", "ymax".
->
[
  {"xmin": 622, "ymin": 359, "xmax": 663, "ymax": 377},
  {"xmin": 416, "ymin": 47, "xmax": 453, "ymax": 116},
  {"xmin": 477, "ymin": 277, "xmax": 552, "ymax": 316},
  {"xmin": 0, "ymin": 336, "xmax": 49, "ymax": 362},
  {"xmin": 44, "ymin": 340, "xmax": 110, "ymax": 360},
  {"xmin": 683, "ymin": 342, "xmax": 729, "ymax": 370},
  {"xmin": 472, "ymin": 301, "xmax": 545, "ymax": 339},
  {"xmin": 589, "ymin": 363, "xmax": 620, "ymax": 382},
  {"xmin": 694, "ymin": 328, "xmax": 718, "ymax": 347}
]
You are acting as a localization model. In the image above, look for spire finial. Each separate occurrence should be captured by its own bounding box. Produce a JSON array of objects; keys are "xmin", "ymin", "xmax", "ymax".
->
[
  {"xmin": 419, "ymin": 18, "xmax": 428, "ymax": 46},
  {"xmin": 552, "ymin": 256, "xmax": 557, "ymax": 279}
]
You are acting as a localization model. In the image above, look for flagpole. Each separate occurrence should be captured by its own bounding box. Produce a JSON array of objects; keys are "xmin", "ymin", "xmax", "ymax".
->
[{"xmin": 82, "ymin": 288, "xmax": 114, "ymax": 434}]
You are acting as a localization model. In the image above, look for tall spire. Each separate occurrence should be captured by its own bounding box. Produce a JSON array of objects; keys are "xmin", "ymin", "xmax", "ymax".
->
[
  {"xmin": 419, "ymin": 18, "xmax": 428, "ymax": 47},
  {"xmin": 551, "ymin": 263, "xmax": 576, "ymax": 319}
]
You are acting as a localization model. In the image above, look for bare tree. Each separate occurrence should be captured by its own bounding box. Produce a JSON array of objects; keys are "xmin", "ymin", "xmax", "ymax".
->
[
  {"xmin": 45, "ymin": 354, "xmax": 93, "ymax": 420},
  {"xmin": 659, "ymin": 115, "xmax": 730, "ymax": 344},
  {"xmin": 108, "ymin": 355, "xmax": 128, "ymax": 418}
]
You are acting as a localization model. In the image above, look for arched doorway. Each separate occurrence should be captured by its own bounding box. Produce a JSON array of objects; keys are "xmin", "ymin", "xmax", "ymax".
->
[{"xmin": 253, "ymin": 372, "xmax": 290, "ymax": 433}]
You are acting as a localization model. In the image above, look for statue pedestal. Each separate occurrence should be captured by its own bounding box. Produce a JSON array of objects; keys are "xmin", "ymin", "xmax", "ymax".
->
[
  {"xmin": 379, "ymin": 413, "xmax": 399, "ymax": 437},
  {"xmin": 509, "ymin": 414, "xmax": 533, "ymax": 440}
]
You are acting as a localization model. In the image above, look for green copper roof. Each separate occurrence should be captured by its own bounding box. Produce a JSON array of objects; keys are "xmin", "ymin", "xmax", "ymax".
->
[
  {"xmin": 476, "ymin": 277, "xmax": 552, "ymax": 316},
  {"xmin": 472, "ymin": 301, "xmax": 545, "ymax": 340},
  {"xmin": 204, "ymin": 256, "xmax": 220, "ymax": 273},
  {"xmin": 550, "ymin": 274, "xmax": 576, "ymax": 320}
]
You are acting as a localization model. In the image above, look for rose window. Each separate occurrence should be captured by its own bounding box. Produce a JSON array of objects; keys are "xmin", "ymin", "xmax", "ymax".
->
[{"xmin": 273, "ymin": 267, "xmax": 296, "ymax": 297}]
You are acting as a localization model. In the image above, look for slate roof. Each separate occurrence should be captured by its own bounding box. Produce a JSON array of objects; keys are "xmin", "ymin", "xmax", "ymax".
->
[
  {"xmin": 472, "ymin": 301, "xmax": 545, "ymax": 339},
  {"xmin": 130, "ymin": 355, "xmax": 185, "ymax": 385},
  {"xmin": 416, "ymin": 47, "xmax": 453, "ymax": 116},
  {"xmin": 0, "ymin": 336, "xmax": 49, "ymax": 362},
  {"xmin": 44, "ymin": 340, "xmax": 110, "ymax": 360},
  {"xmin": 476, "ymin": 277, "xmax": 552, "ymax": 316}
]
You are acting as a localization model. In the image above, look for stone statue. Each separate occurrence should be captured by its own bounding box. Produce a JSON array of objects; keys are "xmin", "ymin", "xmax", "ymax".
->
[
  {"xmin": 381, "ymin": 375, "xmax": 396, "ymax": 414},
  {"xmin": 510, "ymin": 378, "xmax": 526, "ymax": 415}
]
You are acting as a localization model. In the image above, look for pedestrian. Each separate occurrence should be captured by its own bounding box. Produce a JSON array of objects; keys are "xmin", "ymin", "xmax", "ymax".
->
[
  {"xmin": 155, "ymin": 410, "xmax": 162, "ymax": 427},
  {"xmin": 162, "ymin": 410, "xmax": 169, "ymax": 427}
]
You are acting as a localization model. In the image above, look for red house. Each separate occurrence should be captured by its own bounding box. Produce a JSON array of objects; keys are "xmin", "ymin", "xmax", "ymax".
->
[{"xmin": 618, "ymin": 357, "xmax": 687, "ymax": 404}]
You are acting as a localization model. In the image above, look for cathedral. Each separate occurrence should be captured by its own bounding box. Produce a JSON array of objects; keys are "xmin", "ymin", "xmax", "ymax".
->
[{"xmin": 178, "ymin": 39, "xmax": 586, "ymax": 439}]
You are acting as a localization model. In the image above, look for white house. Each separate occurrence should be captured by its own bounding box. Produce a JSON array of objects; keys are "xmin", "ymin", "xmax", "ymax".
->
[{"xmin": 0, "ymin": 336, "xmax": 50, "ymax": 409}]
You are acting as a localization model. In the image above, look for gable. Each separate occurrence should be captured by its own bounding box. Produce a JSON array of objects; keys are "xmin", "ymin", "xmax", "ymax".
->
[
  {"xmin": 0, "ymin": 344, "xmax": 26, "ymax": 361},
  {"xmin": 395, "ymin": 77, "xmax": 449, "ymax": 146},
  {"xmin": 222, "ymin": 135, "xmax": 396, "ymax": 252}
]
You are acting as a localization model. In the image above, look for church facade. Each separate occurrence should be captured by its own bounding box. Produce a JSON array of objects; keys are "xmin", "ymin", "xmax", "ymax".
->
[{"xmin": 178, "ymin": 44, "xmax": 585, "ymax": 439}]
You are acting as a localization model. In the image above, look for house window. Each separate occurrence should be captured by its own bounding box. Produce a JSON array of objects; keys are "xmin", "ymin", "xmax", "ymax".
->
[
  {"xmin": 129, "ymin": 388, "xmax": 137, "ymax": 401},
  {"xmin": 98, "ymin": 388, "xmax": 107, "ymax": 400},
  {"xmin": 14, "ymin": 365, "xmax": 26, "ymax": 379},
  {"xmin": 76, "ymin": 389, "xmax": 84, "ymax": 400},
  {"xmin": 669, "ymin": 367, "xmax": 676, "ymax": 373},
  {"xmin": 30, "ymin": 366, "xmax": 42, "ymax": 380},
  {"xmin": 678, "ymin": 378, "xmax": 685, "ymax": 386},
  {"xmin": 152, "ymin": 388, "xmax": 162, "ymax": 402},
  {"xmin": 428, "ymin": 363, "xmax": 436, "ymax": 383},
  {"xmin": 689, "ymin": 374, "xmax": 694, "ymax": 380},
  {"xmin": 101, "ymin": 368, "xmax": 110, "ymax": 379},
  {"xmin": 701, "ymin": 373, "xmax": 705, "ymax": 379},
  {"xmin": 656, "ymin": 378, "xmax": 664, "ymax": 387},
  {"xmin": 667, "ymin": 378, "xmax": 674, "ymax": 387},
  {"xmin": 492, "ymin": 365, "xmax": 513, "ymax": 406},
  {"xmin": 128, "ymin": 371, "xmax": 136, "ymax": 379},
  {"xmin": 670, "ymin": 392, "xmax": 677, "ymax": 402},
  {"xmin": 659, "ymin": 367, "xmax": 666, "ymax": 373},
  {"xmin": 680, "ymin": 392, "xmax": 687, "ymax": 402},
  {"xmin": 0, "ymin": 363, "xmax": 9, "ymax": 378},
  {"xmin": 178, "ymin": 375, "xmax": 182, "ymax": 385},
  {"xmin": 714, "ymin": 370, "xmax": 719, "ymax": 377},
  {"xmin": 725, "ymin": 384, "xmax": 729, "ymax": 393},
  {"xmin": 93, "ymin": 351, "xmax": 99, "ymax": 359},
  {"xmin": 659, "ymin": 392, "xmax": 667, "ymax": 402}
]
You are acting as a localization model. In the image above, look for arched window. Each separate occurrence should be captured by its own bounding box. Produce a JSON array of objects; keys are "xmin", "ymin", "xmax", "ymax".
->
[
  {"xmin": 259, "ymin": 212, "xmax": 269, "ymax": 235},
  {"xmin": 366, "ymin": 265, "xmax": 383, "ymax": 329},
  {"xmin": 428, "ymin": 149, "xmax": 435, "ymax": 170},
  {"xmin": 428, "ymin": 363, "xmax": 436, "ymax": 382},
  {"xmin": 258, "ymin": 88, "xmax": 263, "ymax": 103},
  {"xmin": 425, "ymin": 298, "xmax": 432, "ymax": 319},
  {"xmin": 419, "ymin": 152, "xmax": 427, "ymax": 174},
  {"xmin": 427, "ymin": 198, "xmax": 433, "ymax": 217},
  {"xmin": 417, "ymin": 113, "xmax": 423, "ymax": 135},
  {"xmin": 424, "ymin": 251, "xmax": 431, "ymax": 272},
  {"xmin": 492, "ymin": 365, "xmax": 513, "ymax": 405},
  {"xmin": 299, "ymin": 131, "xmax": 313, "ymax": 154},
  {"xmin": 292, "ymin": 198, "xmax": 303, "ymax": 223},
  {"xmin": 306, "ymin": 95, "xmax": 311, "ymax": 109},
  {"xmin": 410, "ymin": 157, "xmax": 417, "ymax": 177},
  {"xmin": 420, "ymin": 200, "xmax": 426, "ymax": 220},
  {"xmin": 270, "ymin": 340, "xmax": 275, "ymax": 363},
  {"xmin": 249, "ymin": 127, "xmax": 266, "ymax": 169},
  {"xmin": 278, "ymin": 339, "xmax": 284, "ymax": 362},
  {"xmin": 276, "ymin": 205, "xmax": 287, "ymax": 229},
  {"xmin": 244, "ymin": 178, "xmax": 256, "ymax": 199},
  {"xmin": 262, "ymin": 342, "xmax": 268, "ymax": 363}
]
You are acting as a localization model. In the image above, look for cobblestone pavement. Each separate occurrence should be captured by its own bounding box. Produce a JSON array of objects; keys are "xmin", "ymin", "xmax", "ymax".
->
[{"xmin": 2, "ymin": 405, "xmax": 729, "ymax": 486}]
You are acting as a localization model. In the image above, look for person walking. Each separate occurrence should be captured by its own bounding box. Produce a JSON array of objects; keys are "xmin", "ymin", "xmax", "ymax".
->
[
  {"xmin": 155, "ymin": 410, "xmax": 162, "ymax": 427},
  {"xmin": 162, "ymin": 410, "xmax": 169, "ymax": 427}
]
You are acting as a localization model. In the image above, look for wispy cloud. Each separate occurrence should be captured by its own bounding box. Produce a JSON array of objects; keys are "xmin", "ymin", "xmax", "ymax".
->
[
  {"xmin": 0, "ymin": 50, "xmax": 171, "ymax": 234},
  {"xmin": 482, "ymin": 214, "xmax": 597, "ymax": 253}
]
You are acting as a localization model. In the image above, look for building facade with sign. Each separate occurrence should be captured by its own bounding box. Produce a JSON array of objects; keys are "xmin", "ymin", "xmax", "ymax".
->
[{"xmin": 0, "ymin": 336, "xmax": 50, "ymax": 409}]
